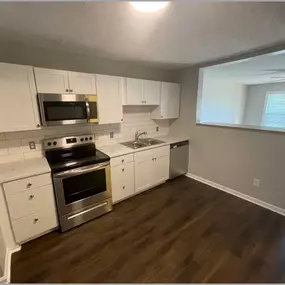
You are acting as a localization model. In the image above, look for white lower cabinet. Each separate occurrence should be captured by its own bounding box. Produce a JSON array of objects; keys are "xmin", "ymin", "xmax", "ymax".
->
[
  {"xmin": 111, "ymin": 154, "xmax": 135, "ymax": 203},
  {"xmin": 135, "ymin": 158, "xmax": 153, "ymax": 193},
  {"xmin": 135, "ymin": 146, "xmax": 170, "ymax": 194},
  {"xmin": 111, "ymin": 146, "xmax": 170, "ymax": 203},
  {"xmin": 3, "ymin": 173, "xmax": 58, "ymax": 244}
]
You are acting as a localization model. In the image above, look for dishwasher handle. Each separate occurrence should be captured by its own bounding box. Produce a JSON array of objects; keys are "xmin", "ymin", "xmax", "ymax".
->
[{"xmin": 170, "ymin": 140, "xmax": 189, "ymax": 149}]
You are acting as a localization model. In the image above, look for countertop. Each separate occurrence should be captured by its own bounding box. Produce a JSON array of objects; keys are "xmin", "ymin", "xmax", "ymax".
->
[
  {"xmin": 0, "ymin": 157, "xmax": 51, "ymax": 183},
  {"xmin": 97, "ymin": 134, "xmax": 190, "ymax": 158},
  {"xmin": 0, "ymin": 135, "xmax": 189, "ymax": 182}
]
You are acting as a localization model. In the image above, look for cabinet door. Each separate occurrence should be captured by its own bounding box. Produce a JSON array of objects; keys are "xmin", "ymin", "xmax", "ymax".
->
[
  {"xmin": 161, "ymin": 82, "xmax": 181, "ymax": 119},
  {"xmin": 0, "ymin": 63, "xmax": 39, "ymax": 132},
  {"xmin": 111, "ymin": 165, "xmax": 123, "ymax": 203},
  {"xmin": 143, "ymin": 80, "xmax": 161, "ymax": 105},
  {"xmin": 125, "ymin": 78, "xmax": 143, "ymax": 105},
  {"xmin": 96, "ymin": 74, "xmax": 123, "ymax": 124},
  {"xmin": 152, "ymin": 155, "xmax": 170, "ymax": 185},
  {"xmin": 135, "ymin": 158, "xmax": 152, "ymax": 193},
  {"xmin": 68, "ymin": 71, "xmax": 96, "ymax": 94},
  {"xmin": 34, "ymin": 67, "xmax": 69, "ymax": 93}
]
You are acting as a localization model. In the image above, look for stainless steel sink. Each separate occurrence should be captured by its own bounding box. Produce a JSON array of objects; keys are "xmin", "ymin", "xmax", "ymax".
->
[
  {"xmin": 121, "ymin": 138, "xmax": 165, "ymax": 149},
  {"xmin": 138, "ymin": 138, "xmax": 165, "ymax": 146}
]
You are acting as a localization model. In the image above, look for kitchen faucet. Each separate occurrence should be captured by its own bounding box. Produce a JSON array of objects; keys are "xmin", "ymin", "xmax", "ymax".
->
[{"xmin": 135, "ymin": 130, "xmax": 147, "ymax": 141}]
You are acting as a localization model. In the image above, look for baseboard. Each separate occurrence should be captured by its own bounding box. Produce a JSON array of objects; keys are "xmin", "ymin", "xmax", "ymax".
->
[
  {"xmin": 0, "ymin": 246, "xmax": 21, "ymax": 283},
  {"xmin": 185, "ymin": 172, "xmax": 285, "ymax": 217}
]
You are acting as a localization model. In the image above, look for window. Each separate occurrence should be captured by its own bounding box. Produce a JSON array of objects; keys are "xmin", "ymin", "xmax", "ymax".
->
[{"xmin": 262, "ymin": 92, "xmax": 285, "ymax": 128}]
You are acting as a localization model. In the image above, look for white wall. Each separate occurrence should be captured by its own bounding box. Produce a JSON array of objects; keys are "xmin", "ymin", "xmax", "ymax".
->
[
  {"xmin": 199, "ymin": 73, "xmax": 246, "ymax": 125},
  {"xmin": 243, "ymin": 82, "xmax": 285, "ymax": 126},
  {"xmin": 0, "ymin": 227, "xmax": 5, "ymax": 278},
  {"xmin": 170, "ymin": 67, "xmax": 285, "ymax": 211},
  {"xmin": 0, "ymin": 42, "xmax": 178, "ymax": 83}
]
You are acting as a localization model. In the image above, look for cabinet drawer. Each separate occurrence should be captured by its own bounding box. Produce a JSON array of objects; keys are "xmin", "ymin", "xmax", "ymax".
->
[
  {"xmin": 135, "ymin": 145, "xmax": 170, "ymax": 163},
  {"xmin": 111, "ymin": 154, "xmax": 134, "ymax": 168},
  {"xmin": 3, "ymin": 173, "xmax": 51, "ymax": 195},
  {"xmin": 6, "ymin": 184, "xmax": 56, "ymax": 221},
  {"xmin": 111, "ymin": 162, "xmax": 134, "ymax": 203},
  {"xmin": 12, "ymin": 210, "xmax": 58, "ymax": 244}
]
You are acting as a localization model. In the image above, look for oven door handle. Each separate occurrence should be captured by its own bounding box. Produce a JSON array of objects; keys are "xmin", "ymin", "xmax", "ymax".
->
[{"xmin": 54, "ymin": 162, "xmax": 109, "ymax": 178}]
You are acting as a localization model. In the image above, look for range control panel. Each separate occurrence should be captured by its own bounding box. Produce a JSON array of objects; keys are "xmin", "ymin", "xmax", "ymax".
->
[{"xmin": 44, "ymin": 134, "xmax": 94, "ymax": 149}]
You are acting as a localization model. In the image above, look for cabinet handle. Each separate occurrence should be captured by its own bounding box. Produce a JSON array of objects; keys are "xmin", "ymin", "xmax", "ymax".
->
[
  {"xmin": 122, "ymin": 159, "xmax": 124, "ymax": 163},
  {"xmin": 123, "ymin": 186, "xmax": 125, "ymax": 189},
  {"xmin": 36, "ymin": 124, "xmax": 41, "ymax": 128},
  {"xmin": 122, "ymin": 168, "xmax": 124, "ymax": 172},
  {"xmin": 121, "ymin": 119, "xmax": 123, "ymax": 121},
  {"xmin": 27, "ymin": 183, "xmax": 32, "ymax": 188},
  {"xmin": 65, "ymin": 89, "xmax": 69, "ymax": 92},
  {"xmin": 70, "ymin": 89, "xmax": 73, "ymax": 92},
  {"xmin": 33, "ymin": 218, "xmax": 39, "ymax": 224},
  {"xmin": 29, "ymin": 194, "xmax": 34, "ymax": 200}
]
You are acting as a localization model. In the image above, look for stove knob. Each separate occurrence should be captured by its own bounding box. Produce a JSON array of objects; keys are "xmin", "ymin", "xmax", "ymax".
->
[
  {"xmin": 53, "ymin": 141, "xmax": 57, "ymax": 146},
  {"xmin": 89, "ymin": 137, "xmax": 93, "ymax": 140},
  {"xmin": 85, "ymin": 137, "xmax": 88, "ymax": 141},
  {"xmin": 80, "ymin": 138, "xmax": 84, "ymax": 142},
  {"xmin": 47, "ymin": 142, "xmax": 52, "ymax": 146}
]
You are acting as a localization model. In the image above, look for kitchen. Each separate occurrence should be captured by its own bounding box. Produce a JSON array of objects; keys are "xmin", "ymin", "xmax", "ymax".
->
[
  {"xmin": 1, "ymin": 1, "xmax": 285, "ymax": 283},
  {"xmin": 0, "ymin": 61, "xmax": 188, "ymax": 281}
]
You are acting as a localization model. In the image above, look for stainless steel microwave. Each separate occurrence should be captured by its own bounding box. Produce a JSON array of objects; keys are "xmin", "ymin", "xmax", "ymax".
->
[{"xmin": 38, "ymin": 93, "xmax": 99, "ymax": 126}]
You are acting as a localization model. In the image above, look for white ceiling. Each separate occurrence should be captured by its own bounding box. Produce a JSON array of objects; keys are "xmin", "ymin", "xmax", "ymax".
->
[
  {"xmin": 1, "ymin": 2, "xmax": 285, "ymax": 69},
  {"xmin": 203, "ymin": 51, "xmax": 285, "ymax": 85}
]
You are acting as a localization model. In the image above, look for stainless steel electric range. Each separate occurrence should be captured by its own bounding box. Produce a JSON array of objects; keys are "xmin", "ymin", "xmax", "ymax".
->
[{"xmin": 44, "ymin": 134, "xmax": 112, "ymax": 232}]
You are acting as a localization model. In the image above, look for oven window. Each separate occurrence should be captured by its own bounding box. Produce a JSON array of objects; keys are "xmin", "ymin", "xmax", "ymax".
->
[
  {"xmin": 43, "ymin": 102, "xmax": 87, "ymax": 121},
  {"xmin": 62, "ymin": 169, "xmax": 106, "ymax": 205}
]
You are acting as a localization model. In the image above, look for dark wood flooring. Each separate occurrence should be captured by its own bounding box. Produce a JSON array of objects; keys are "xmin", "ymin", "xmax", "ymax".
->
[{"xmin": 11, "ymin": 176, "xmax": 285, "ymax": 283}]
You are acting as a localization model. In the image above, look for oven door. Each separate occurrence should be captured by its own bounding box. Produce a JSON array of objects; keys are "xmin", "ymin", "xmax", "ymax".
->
[
  {"xmin": 53, "ymin": 162, "xmax": 111, "ymax": 217},
  {"xmin": 38, "ymin": 93, "xmax": 88, "ymax": 126}
]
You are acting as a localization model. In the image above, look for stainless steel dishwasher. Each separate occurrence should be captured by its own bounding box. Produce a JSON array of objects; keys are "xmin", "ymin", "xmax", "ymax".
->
[{"xmin": 169, "ymin": 140, "xmax": 189, "ymax": 179}]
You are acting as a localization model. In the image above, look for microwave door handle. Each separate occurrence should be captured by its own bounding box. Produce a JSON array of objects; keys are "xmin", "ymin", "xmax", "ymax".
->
[
  {"xmin": 86, "ymin": 99, "xmax": 91, "ymax": 122},
  {"xmin": 54, "ymin": 162, "xmax": 109, "ymax": 178}
]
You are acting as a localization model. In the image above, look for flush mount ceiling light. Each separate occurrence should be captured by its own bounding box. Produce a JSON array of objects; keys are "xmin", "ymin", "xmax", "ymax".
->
[{"xmin": 130, "ymin": 1, "xmax": 169, "ymax": 13}]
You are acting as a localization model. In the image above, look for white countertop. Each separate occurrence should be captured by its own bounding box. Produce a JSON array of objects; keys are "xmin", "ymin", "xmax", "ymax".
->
[
  {"xmin": 0, "ymin": 157, "xmax": 51, "ymax": 183},
  {"xmin": 0, "ymin": 135, "xmax": 189, "ymax": 182},
  {"xmin": 97, "ymin": 134, "xmax": 190, "ymax": 158}
]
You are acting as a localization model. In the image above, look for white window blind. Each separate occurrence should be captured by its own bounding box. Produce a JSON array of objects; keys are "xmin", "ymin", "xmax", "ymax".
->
[{"xmin": 263, "ymin": 92, "xmax": 285, "ymax": 128}]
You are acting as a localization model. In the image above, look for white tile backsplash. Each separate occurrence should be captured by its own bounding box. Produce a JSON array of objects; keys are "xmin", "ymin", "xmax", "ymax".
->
[{"xmin": 0, "ymin": 106, "xmax": 170, "ymax": 164}]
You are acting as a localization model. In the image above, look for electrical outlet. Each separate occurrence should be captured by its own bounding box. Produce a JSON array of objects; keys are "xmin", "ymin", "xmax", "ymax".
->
[
  {"xmin": 156, "ymin": 126, "xmax": 159, "ymax": 132},
  {"xmin": 28, "ymin": 141, "xmax": 36, "ymax": 150},
  {"xmin": 110, "ymin": 132, "xmax": 114, "ymax": 139},
  {"xmin": 253, "ymin": 178, "xmax": 260, "ymax": 187}
]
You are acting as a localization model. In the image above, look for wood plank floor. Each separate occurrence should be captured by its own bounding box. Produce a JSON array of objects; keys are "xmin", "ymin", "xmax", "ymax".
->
[{"xmin": 11, "ymin": 176, "xmax": 285, "ymax": 283}]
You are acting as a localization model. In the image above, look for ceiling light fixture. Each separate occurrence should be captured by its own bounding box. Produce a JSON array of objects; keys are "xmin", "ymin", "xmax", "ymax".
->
[{"xmin": 130, "ymin": 1, "xmax": 169, "ymax": 13}]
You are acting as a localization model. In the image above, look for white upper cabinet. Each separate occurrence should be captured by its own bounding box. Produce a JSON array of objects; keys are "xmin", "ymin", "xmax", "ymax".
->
[
  {"xmin": 34, "ymin": 67, "xmax": 69, "ymax": 93},
  {"xmin": 123, "ymin": 78, "xmax": 161, "ymax": 106},
  {"xmin": 123, "ymin": 78, "xmax": 143, "ymax": 105},
  {"xmin": 96, "ymin": 74, "xmax": 123, "ymax": 124},
  {"xmin": 0, "ymin": 63, "xmax": 40, "ymax": 132},
  {"xmin": 67, "ymin": 71, "xmax": 96, "ymax": 94},
  {"xmin": 143, "ymin": 80, "xmax": 161, "ymax": 105},
  {"xmin": 34, "ymin": 68, "xmax": 96, "ymax": 94},
  {"xmin": 151, "ymin": 82, "xmax": 181, "ymax": 119}
]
